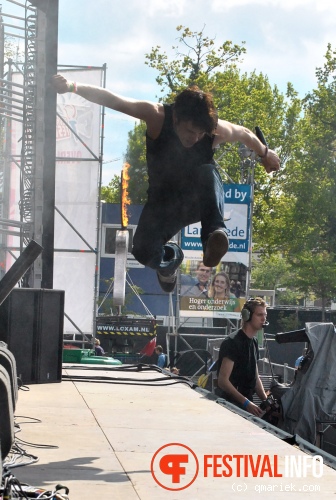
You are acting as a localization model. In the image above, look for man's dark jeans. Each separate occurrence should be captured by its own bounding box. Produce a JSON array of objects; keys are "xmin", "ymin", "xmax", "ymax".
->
[{"xmin": 132, "ymin": 163, "xmax": 225, "ymax": 271}]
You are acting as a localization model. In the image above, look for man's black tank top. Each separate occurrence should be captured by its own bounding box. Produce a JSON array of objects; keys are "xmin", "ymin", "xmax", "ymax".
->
[{"xmin": 146, "ymin": 104, "xmax": 215, "ymax": 199}]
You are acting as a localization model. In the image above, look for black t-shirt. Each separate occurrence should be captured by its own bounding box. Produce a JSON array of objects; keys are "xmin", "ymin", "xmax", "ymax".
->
[
  {"xmin": 146, "ymin": 104, "xmax": 215, "ymax": 199},
  {"xmin": 217, "ymin": 329, "xmax": 259, "ymax": 400}
]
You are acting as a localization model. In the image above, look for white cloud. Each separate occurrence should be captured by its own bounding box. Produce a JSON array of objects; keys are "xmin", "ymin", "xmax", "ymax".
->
[
  {"xmin": 8, "ymin": 0, "xmax": 336, "ymax": 182},
  {"xmin": 147, "ymin": 0, "xmax": 188, "ymax": 17},
  {"xmin": 211, "ymin": 0, "xmax": 332, "ymax": 11},
  {"xmin": 58, "ymin": 36, "xmax": 150, "ymax": 69}
]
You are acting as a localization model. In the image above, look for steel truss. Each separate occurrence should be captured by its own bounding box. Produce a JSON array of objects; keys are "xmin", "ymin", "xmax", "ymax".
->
[
  {"xmin": 0, "ymin": 0, "xmax": 58, "ymax": 288},
  {"xmin": 0, "ymin": 2, "xmax": 105, "ymax": 340}
]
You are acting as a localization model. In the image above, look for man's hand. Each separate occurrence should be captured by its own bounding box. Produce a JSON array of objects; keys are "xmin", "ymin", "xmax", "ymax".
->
[
  {"xmin": 246, "ymin": 400, "xmax": 264, "ymax": 417},
  {"xmin": 51, "ymin": 74, "xmax": 71, "ymax": 94},
  {"xmin": 260, "ymin": 148, "xmax": 280, "ymax": 173}
]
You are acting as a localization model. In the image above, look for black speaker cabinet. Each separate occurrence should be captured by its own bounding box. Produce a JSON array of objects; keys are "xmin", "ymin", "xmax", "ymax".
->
[
  {"xmin": 0, "ymin": 364, "xmax": 14, "ymax": 460},
  {"xmin": 0, "ymin": 288, "xmax": 64, "ymax": 385},
  {"xmin": 0, "ymin": 344, "xmax": 18, "ymax": 409}
]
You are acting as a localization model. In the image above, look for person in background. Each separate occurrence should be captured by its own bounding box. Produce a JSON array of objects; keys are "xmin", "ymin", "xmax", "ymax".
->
[
  {"xmin": 295, "ymin": 347, "xmax": 308, "ymax": 370},
  {"xmin": 94, "ymin": 338, "xmax": 105, "ymax": 356},
  {"xmin": 230, "ymin": 280, "xmax": 236, "ymax": 295},
  {"xmin": 234, "ymin": 281, "xmax": 243, "ymax": 298},
  {"xmin": 154, "ymin": 345, "xmax": 167, "ymax": 368},
  {"xmin": 216, "ymin": 297, "xmax": 268, "ymax": 416}
]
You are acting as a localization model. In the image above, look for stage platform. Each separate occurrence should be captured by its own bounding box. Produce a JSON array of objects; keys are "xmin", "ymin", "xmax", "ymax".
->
[{"xmin": 7, "ymin": 364, "xmax": 336, "ymax": 499}]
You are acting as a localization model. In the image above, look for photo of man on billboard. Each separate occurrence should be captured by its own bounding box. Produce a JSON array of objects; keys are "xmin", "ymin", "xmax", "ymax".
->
[{"xmin": 180, "ymin": 261, "xmax": 212, "ymax": 297}]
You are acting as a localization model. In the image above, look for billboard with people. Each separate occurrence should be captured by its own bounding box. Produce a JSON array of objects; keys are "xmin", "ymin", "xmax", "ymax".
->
[{"xmin": 179, "ymin": 184, "xmax": 250, "ymax": 319}]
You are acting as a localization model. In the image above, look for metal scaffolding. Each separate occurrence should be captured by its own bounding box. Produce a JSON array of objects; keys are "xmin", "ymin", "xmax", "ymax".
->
[
  {"xmin": 0, "ymin": 0, "xmax": 58, "ymax": 288},
  {"xmin": 0, "ymin": 1, "xmax": 105, "ymax": 339}
]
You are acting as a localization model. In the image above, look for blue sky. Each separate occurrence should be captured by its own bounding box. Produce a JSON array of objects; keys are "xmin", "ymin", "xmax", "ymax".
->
[{"xmin": 4, "ymin": 0, "xmax": 336, "ymax": 185}]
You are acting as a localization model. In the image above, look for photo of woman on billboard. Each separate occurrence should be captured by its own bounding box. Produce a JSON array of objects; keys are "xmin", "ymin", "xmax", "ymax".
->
[{"xmin": 207, "ymin": 271, "xmax": 236, "ymax": 300}]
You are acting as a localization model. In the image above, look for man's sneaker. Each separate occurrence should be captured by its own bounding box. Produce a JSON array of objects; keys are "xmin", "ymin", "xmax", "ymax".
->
[
  {"xmin": 203, "ymin": 229, "xmax": 229, "ymax": 267},
  {"xmin": 157, "ymin": 269, "xmax": 179, "ymax": 293},
  {"xmin": 157, "ymin": 242, "xmax": 183, "ymax": 293}
]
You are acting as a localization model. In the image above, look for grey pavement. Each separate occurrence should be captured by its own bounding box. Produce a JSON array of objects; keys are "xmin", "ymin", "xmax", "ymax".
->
[{"xmin": 7, "ymin": 364, "xmax": 336, "ymax": 499}]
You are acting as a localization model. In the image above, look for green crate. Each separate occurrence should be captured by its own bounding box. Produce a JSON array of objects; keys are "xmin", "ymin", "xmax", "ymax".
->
[
  {"xmin": 63, "ymin": 349, "xmax": 90, "ymax": 363},
  {"xmin": 80, "ymin": 355, "xmax": 122, "ymax": 366}
]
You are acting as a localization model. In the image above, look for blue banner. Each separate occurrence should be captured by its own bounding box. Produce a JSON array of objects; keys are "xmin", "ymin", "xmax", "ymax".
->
[{"xmin": 181, "ymin": 184, "xmax": 251, "ymax": 258}]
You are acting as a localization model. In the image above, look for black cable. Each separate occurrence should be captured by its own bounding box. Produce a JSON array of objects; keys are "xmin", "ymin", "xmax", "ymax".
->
[
  {"xmin": 13, "ymin": 416, "xmax": 58, "ymax": 449},
  {"xmin": 1, "ymin": 467, "xmax": 70, "ymax": 498},
  {"xmin": 62, "ymin": 362, "xmax": 197, "ymax": 388},
  {"xmin": 63, "ymin": 362, "xmax": 163, "ymax": 373},
  {"xmin": 65, "ymin": 373, "xmax": 185, "ymax": 383},
  {"xmin": 15, "ymin": 416, "xmax": 42, "ymax": 424},
  {"xmin": 15, "ymin": 436, "xmax": 58, "ymax": 450},
  {"xmin": 4, "ymin": 440, "xmax": 39, "ymax": 469},
  {"xmin": 62, "ymin": 374, "xmax": 195, "ymax": 388},
  {"xmin": 3, "ymin": 416, "xmax": 56, "ymax": 471},
  {"xmin": 1, "ymin": 466, "xmax": 30, "ymax": 499}
]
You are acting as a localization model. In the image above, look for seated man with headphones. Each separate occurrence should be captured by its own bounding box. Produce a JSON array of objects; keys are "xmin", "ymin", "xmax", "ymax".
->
[{"xmin": 216, "ymin": 297, "xmax": 268, "ymax": 417}]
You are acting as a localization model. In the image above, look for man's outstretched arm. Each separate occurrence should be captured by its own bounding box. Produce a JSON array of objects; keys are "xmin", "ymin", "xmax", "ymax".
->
[
  {"xmin": 214, "ymin": 119, "xmax": 280, "ymax": 174},
  {"xmin": 51, "ymin": 74, "xmax": 164, "ymax": 138}
]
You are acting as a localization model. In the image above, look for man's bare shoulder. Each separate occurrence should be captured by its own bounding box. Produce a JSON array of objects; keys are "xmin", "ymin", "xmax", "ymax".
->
[
  {"xmin": 213, "ymin": 118, "xmax": 237, "ymax": 147},
  {"xmin": 146, "ymin": 102, "xmax": 165, "ymax": 139}
]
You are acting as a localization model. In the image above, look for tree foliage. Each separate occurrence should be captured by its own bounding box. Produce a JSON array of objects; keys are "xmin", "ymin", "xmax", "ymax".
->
[
  {"xmin": 101, "ymin": 175, "xmax": 121, "ymax": 203},
  {"xmin": 145, "ymin": 25, "xmax": 246, "ymax": 96},
  {"xmin": 259, "ymin": 44, "xmax": 336, "ymax": 311},
  {"xmin": 124, "ymin": 122, "xmax": 148, "ymax": 204},
  {"xmin": 251, "ymin": 254, "xmax": 302, "ymax": 306}
]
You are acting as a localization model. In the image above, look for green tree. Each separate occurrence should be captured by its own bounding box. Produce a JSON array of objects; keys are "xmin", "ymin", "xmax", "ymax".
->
[
  {"xmin": 276, "ymin": 312, "xmax": 299, "ymax": 332},
  {"xmin": 291, "ymin": 251, "xmax": 336, "ymax": 319},
  {"xmin": 145, "ymin": 25, "xmax": 246, "ymax": 96},
  {"xmin": 269, "ymin": 47, "xmax": 336, "ymax": 255},
  {"xmin": 260, "ymin": 45, "xmax": 336, "ymax": 311},
  {"xmin": 251, "ymin": 254, "xmax": 301, "ymax": 306},
  {"xmin": 101, "ymin": 175, "xmax": 121, "ymax": 203},
  {"xmin": 124, "ymin": 122, "xmax": 148, "ymax": 204}
]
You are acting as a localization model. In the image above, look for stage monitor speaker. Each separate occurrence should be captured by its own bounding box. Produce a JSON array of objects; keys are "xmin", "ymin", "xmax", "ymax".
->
[
  {"xmin": 0, "ymin": 288, "xmax": 64, "ymax": 385},
  {"xmin": 0, "ymin": 364, "xmax": 14, "ymax": 460},
  {"xmin": 0, "ymin": 344, "xmax": 18, "ymax": 410}
]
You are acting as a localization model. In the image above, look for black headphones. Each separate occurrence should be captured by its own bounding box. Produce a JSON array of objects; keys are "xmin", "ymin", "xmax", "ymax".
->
[{"xmin": 241, "ymin": 299, "xmax": 255, "ymax": 322}]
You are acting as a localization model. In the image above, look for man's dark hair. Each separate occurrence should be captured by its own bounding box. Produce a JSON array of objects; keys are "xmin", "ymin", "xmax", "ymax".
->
[
  {"xmin": 155, "ymin": 345, "xmax": 163, "ymax": 353},
  {"xmin": 173, "ymin": 86, "xmax": 218, "ymax": 134}
]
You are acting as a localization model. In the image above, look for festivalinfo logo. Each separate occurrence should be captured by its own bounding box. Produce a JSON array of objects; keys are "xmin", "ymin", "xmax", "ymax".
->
[{"xmin": 150, "ymin": 443, "xmax": 324, "ymax": 491}]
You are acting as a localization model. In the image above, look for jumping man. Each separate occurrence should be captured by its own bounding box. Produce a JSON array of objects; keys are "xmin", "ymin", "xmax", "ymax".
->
[{"xmin": 52, "ymin": 76, "xmax": 280, "ymax": 292}]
